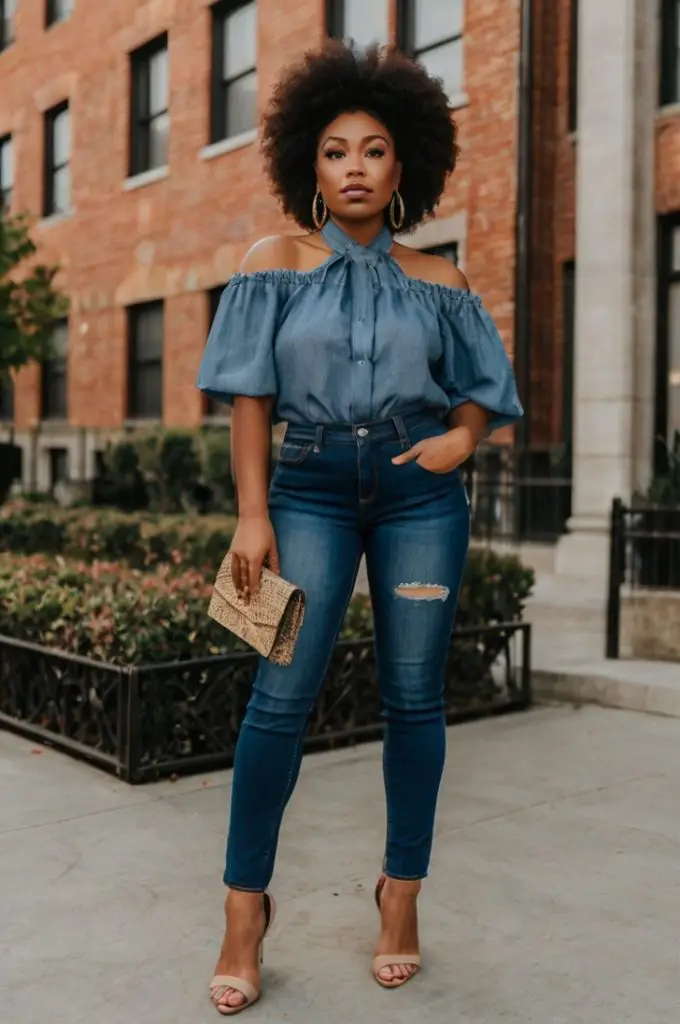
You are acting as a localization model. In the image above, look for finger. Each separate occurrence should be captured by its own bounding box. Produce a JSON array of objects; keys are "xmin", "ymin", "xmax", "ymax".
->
[
  {"xmin": 391, "ymin": 444, "xmax": 421, "ymax": 465},
  {"xmin": 231, "ymin": 553, "xmax": 248, "ymax": 599},
  {"xmin": 268, "ymin": 537, "xmax": 281, "ymax": 575},
  {"xmin": 248, "ymin": 556, "xmax": 263, "ymax": 596}
]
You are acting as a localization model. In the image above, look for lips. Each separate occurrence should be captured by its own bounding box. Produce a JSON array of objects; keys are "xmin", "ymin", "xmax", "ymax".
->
[{"xmin": 341, "ymin": 185, "xmax": 372, "ymax": 196}]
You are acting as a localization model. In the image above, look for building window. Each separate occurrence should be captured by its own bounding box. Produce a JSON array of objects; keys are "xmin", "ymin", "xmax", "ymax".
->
[
  {"xmin": 0, "ymin": 134, "xmax": 13, "ymax": 211},
  {"xmin": 46, "ymin": 0, "xmax": 74, "ymax": 26},
  {"xmin": 660, "ymin": 0, "xmax": 680, "ymax": 106},
  {"xmin": 425, "ymin": 241, "xmax": 459, "ymax": 265},
  {"xmin": 48, "ymin": 448, "xmax": 69, "ymax": 491},
  {"xmin": 398, "ymin": 0, "xmax": 464, "ymax": 101},
  {"xmin": 562, "ymin": 261, "xmax": 575, "ymax": 456},
  {"xmin": 44, "ymin": 102, "xmax": 71, "ymax": 217},
  {"xmin": 0, "ymin": 377, "xmax": 13, "ymax": 421},
  {"xmin": 657, "ymin": 218, "xmax": 680, "ymax": 467},
  {"xmin": 128, "ymin": 302, "xmax": 163, "ymax": 419},
  {"xmin": 0, "ymin": 0, "xmax": 17, "ymax": 51},
  {"xmin": 211, "ymin": 1, "xmax": 258, "ymax": 142},
  {"xmin": 568, "ymin": 0, "xmax": 579, "ymax": 131},
  {"xmin": 41, "ymin": 320, "xmax": 68, "ymax": 420},
  {"xmin": 204, "ymin": 286, "xmax": 228, "ymax": 416},
  {"xmin": 130, "ymin": 35, "xmax": 169, "ymax": 176},
  {"xmin": 326, "ymin": 0, "xmax": 388, "ymax": 47}
]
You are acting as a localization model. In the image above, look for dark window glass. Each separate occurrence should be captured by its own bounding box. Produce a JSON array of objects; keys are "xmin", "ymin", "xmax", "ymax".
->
[
  {"xmin": 44, "ymin": 103, "xmax": 71, "ymax": 216},
  {"xmin": 204, "ymin": 286, "xmax": 228, "ymax": 416},
  {"xmin": 424, "ymin": 241, "xmax": 459, "ymax": 265},
  {"xmin": 211, "ymin": 1, "xmax": 258, "ymax": 142},
  {"xmin": 568, "ymin": 0, "xmax": 579, "ymax": 131},
  {"xmin": 0, "ymin": 134, "xmax": 13, "ymax": 211},
  {"xmin": 46, "ymin": 0, "xmax": 74, "ymax": 26},
  {"xmin": 48, "ymin": 448, "xmax": 69, "ymax": 490},
  {"xmin": 562, "ymin": 261, "xmax": 575, "ymax": 455},
  {"xmin": 660, "ymin": 0, "xmax": 680, "ymax": 106},
  {"xmin": 41, "ymin": 320, "xmax": 69, "ymax": 420},
  {"xmin": 0, "ymin": 0, "xmax": 17, "ymax": 50},
  {"xmin": 326, "ymin": 0, "xmax": 388, "ymax": 47},
  {"xmin": 398, "ymin": 0, "xmax": 463, "ymax": 100},
  {"xmin": 130, "ymin": 36, "xmax": 169, "ymax": 175},
  {"xmin": 0, "ymin": 376, "xmax": 13, "ymax": 421},
  {"xmin": 128, "ymin": 302, "xmax": 163, "ymax": 419},
  {"xmin": 656, "ymin": 217, "xmax": 680, "ymax": 469}
]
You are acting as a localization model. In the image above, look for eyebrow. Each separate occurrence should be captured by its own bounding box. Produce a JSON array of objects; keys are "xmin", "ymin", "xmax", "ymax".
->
[{"xmin": 322, "ymin": 134, "xmax": 390, "ymax": 146}]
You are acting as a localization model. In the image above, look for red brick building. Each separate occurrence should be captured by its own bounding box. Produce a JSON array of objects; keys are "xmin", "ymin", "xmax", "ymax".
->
[{"xmin": 0, "ymin": 0, "xmax": 679, "ymax": 579}]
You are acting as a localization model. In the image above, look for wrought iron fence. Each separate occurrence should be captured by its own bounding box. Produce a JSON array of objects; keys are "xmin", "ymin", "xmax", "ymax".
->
[
  {"xmin": 461, "ymin": 445, "xmax": 572, "ymax": 543},
  {"xmin": 606, "ymin": 497, "xmax": 680, "ymax": 658},
  {"xmin": 0, "ymin": 621, "xmax": 531, "ymax": 783}
]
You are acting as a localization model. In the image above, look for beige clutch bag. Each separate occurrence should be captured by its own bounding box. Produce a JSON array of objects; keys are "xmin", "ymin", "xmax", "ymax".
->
[{"xmin": 208, "ymin": 551, "xmax": 306, "ymax": 666}]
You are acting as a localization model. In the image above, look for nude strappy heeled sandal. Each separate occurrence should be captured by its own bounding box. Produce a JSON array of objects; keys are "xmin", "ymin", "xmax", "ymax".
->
[
  {"xmin": 210, "ymin": 891, "xmax": 277, "ymax": 1016},
  {"xmin": 372, "ymin": 875, "xmax": 421, "ymax": 989}
]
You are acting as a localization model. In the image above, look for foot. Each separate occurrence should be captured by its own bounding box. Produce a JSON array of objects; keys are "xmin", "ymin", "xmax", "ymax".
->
[
  {"xmin": 211, "ymin": 890, "xmax": 267, "ymax": 1014},
  {"xmin": 374, "ymin": 877, "xmax": 421, "ymax": 985}
]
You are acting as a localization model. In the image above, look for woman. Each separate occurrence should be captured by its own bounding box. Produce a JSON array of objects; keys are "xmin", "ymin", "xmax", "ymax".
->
[{"xmin": 197, "ymin": 42, "xmax": 522, "ymax": 1015}]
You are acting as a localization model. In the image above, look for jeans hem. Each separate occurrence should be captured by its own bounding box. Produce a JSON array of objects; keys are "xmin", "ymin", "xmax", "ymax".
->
[
  {"xmin": 223, "ymin": 880, "xmax": 267, "ymax": 893},
  {"xmin": 382, "ymin": 870, "xmax": 429, "ymax": 882}
]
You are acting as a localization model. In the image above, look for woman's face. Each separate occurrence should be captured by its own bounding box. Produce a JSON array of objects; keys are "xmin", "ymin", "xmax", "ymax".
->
[{"xmin": 315, "ymin": 110, "xmax": 401, "ymax": 226}]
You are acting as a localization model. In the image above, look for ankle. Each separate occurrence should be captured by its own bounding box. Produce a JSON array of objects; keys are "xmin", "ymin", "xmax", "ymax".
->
[{"xmin": 381, "ymin": 877, "xmax": 421, "ymax": 903}]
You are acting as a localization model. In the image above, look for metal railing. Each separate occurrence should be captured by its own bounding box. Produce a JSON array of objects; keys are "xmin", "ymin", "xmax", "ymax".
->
[
  {"xmin": 606, "ymin": 497, "xmax": 680, "ymax": 658},
  {"xmin": 0, "ymin": 622, "xmax": 531, "ymax": 783},
  {"xmin": 460, "ymin": 445, "xmax": 572, "ymax": 544}
]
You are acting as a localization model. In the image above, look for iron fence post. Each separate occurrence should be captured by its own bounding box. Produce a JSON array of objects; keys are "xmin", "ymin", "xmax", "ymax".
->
[{"xmin": 606, "ymin": 497, "xmax": 623, "ymax": 659}]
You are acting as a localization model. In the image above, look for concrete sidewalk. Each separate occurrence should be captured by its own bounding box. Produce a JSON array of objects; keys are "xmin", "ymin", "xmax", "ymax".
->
[{"xmin": 2, "ymin": 704, "xmax": 680, "ymax": 1023}]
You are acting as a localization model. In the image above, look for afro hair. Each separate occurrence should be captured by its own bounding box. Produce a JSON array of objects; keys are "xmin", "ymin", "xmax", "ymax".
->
[{"xmin": 261, "ymin": 42, "xmax": 459, "ymax": 233}]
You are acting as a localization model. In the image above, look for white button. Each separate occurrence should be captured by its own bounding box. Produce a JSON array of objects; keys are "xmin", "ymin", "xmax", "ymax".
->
[
  {"xmin": 358, "ymin": 360, "xmax": 366, "ymax": 365},
  {"xmin": 357, "ymin": 427, "xmax": 369, "ymax": 437}
]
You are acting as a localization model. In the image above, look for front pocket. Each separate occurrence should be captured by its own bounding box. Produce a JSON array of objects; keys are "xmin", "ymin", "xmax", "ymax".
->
[{"xmin": 278, "ymin": 441, "xmax": 313, "ymax": 466}]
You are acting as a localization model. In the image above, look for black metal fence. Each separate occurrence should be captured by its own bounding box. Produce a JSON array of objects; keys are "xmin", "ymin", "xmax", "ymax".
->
[
  {"xmin": 606, "ymin": 497, "xmax": 680, "ymax": 658},
  {"xmin": 0, "ymin": 621, "xmax": 531, "ymax": 783},
  {"xmin": 461, "ymin": 445, "xmax": 572, "ymax": 544}
]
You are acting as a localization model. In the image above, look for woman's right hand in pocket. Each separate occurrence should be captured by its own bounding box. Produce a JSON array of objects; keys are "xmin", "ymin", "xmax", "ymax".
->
[{"xmin": 230, "ymin": 514, "xmax": 280, "ymax": 602}]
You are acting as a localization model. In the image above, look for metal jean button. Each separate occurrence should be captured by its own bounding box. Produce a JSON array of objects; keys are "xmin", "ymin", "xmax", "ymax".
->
[{"xmin": 357, "ymin": 427, "xmax": 369, "ymax": 437}]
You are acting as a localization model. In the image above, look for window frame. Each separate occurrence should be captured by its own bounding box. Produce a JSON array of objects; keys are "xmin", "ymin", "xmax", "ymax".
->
[
  {"xmin": 41, "ymin": 319, "xmax": 69, "ymax": 421},
  {"xmin": 397, "ymin": 0, "xmax": 464, "ymax": 99},
  {"xmin": 0, "ymin": 376, "xmax": 14, "ymax": 422},
  {"xmin": 43, "ymin": 101, "xmax": 71, "ymax": 217},
  {"xmin": 127, "ymin": 301, "xmax": 164, "ymax": 420},
  {"xmin": 655, "ymin": 214, "xmax": 680, "ymax": 471},
  {"xmin": 46, "ymin": 0, "xmax": 74, "ymax": 28},
  {"xmin": 210, "ymin": 0, "xmax": 258, "ymax": 144},
  {"xmin": 326, "ymin": 0, "xmax": 388, "ymax": 45},
  {"xmin": 0, "ymin": 133, "xmax": 13, "ymax": 211},
  {"xmin": 129, "ymin": 33, "xmax": 169, "ymax": 177},
  {"xmin": 660, "ymin": 0, "xmax": 680, "ymax": 107},
  {"xmin": 0, "ymin": 0, "xmax": 17, "ymax": 51},
  {"xmin": 567, "ymin": 0, "xmax": 579, "ymax": 131}
]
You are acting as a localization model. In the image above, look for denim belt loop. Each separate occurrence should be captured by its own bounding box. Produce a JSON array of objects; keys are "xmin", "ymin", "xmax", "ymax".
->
[
  {"xmin": 313, "ymin": 425, "xmax": 324, "ymax": 453},
  {"xmin": 392, "ymin": 415, "xmax": 411, "ymax": 451}
]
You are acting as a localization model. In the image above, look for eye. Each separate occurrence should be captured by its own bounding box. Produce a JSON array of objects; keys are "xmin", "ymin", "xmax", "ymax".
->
[
  {"xmin": 323, "ymin": 149, "xmax": 345, "ymax": 160},
  {"xmin": 366, "ymin": 147, "xmax": 386, "ymax": 158}
]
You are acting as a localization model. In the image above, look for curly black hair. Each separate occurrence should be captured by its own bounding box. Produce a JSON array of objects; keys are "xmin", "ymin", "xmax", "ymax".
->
[{"xmin": 261, "ymin": 42, "xmax": 458, "ymax": 233}]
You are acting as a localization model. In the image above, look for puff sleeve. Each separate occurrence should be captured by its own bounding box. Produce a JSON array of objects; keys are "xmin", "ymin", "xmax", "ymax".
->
[
  {"xmin": 439, "ymin": 291, "xmax": 524, "ymax": 432},
  {"xmin": 196, "ymin": 275, "xmax": 280, "ymax": 406}
]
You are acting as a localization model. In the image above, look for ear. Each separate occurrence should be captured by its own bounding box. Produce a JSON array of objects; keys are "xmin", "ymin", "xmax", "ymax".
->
[{"xmin": 393, "ymin": 160, "xmax": 403, "ymax": 191}]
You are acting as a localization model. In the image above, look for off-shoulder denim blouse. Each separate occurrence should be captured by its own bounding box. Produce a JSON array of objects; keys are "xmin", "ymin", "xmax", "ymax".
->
[{"xmin": 196, "ymin": 219, "xmax": 523, "ymax": 431}]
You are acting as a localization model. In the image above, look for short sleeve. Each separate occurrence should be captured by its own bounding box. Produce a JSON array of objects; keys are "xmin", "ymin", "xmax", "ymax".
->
[
  {"xmin": 196, "ymin": 275, "xmax": 280, "ymax": 406},
  {"xmin": 439, "ymin": 291, "xmax": 524, "ymax": 432}
]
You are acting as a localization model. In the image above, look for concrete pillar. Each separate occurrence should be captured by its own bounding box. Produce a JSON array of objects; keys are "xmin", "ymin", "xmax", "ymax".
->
[{"xmin": 555, "ymin": 0, "xmax": 658, "ymax": 580}]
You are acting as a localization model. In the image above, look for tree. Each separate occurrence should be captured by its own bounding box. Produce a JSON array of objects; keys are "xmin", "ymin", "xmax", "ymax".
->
[{"xmin": 0, "ymin": 209, "xmax": 69, "ymax": 382}]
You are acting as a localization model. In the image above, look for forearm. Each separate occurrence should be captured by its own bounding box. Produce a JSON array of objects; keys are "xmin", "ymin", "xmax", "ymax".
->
[
  {"xmin": 231, "ymin": 396, "xmax": 273, "ymax": 518},
  {"xmin": 448, "ymin": 401, "xmax": 490, "ymax": 448}
]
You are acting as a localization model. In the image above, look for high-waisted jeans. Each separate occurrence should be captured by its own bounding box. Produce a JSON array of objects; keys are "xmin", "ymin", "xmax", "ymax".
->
[{"xmin": 224, "ymin": 410, "xmax": 470, "ymax": 890}]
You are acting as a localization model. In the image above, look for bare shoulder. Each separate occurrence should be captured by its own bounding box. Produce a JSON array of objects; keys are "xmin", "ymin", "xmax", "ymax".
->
[
  {"xmin": 393, "ymin": 243, "xmax": 470, "ymax": 290},
  {"xmin": 239, "ymin": 235, "xmax": 300, "ymax": 274}
]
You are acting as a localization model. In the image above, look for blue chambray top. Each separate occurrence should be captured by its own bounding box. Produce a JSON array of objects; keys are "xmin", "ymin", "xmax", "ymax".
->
[{"xmin": 196, "ymin": 219, "xmax": 523, "ymax": 430}]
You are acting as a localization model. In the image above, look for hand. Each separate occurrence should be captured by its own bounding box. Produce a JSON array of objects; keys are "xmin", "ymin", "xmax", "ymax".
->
[
  {"xmin": 391, "ymin": 426, "xmax": 476, "ymax": 475},
  {"xmin": 230, "ymin": 514, "xmax": 280, "ymax": 603}
]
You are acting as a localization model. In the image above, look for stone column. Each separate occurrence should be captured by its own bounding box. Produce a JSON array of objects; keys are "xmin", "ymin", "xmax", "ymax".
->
[{"xmin": 555, "ymin": 0, "xmax": 658, "ymax": 580}]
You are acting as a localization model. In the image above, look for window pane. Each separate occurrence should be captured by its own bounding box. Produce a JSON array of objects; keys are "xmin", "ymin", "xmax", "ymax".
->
[
  {"xmin": 225, "ymin": 71, "xmax": 258, "ymax": 136},
  {"xmin": 223, "ymin": 2, "xmax": 257, "ymax": 81},
  {"xmin": 52, "ymin": 107, "xmax": 70, "ymax": 166},
  {"xmin": 132, "ymin": 363, "xmax": 163, "ymax": 418},
  {"xmin": 133, "ymin": 306, "xmax": 163, "ymax": 361},
  {"xmin": 414, "ymin": 0, "xmax": 463, "ymax": 50},
  {"xmin": 49, "ymin": 448, "xmax": 69, "ymax": 487},
  {"xmin": 52, "ymin": 165, "xmax": 71, "ymax": 214},
  {"xmin": 51, "ymin": 321, "xmax": 68, "ymax": 358},
  {"xmin": 668, "ymin": 280, "xmax": 680, "ymax": 439},
  {"xmin": 673, "ymin": 227, "xmax": 680, "ymax": 274},
  {"xmin": 149, "ymin": 111, "xmax": 169, "ymax": 168},
  {"xmin": 0, "ymin": 378, "xmax": 13, "ymax": 420},
  {"xmin": 417, "ymin": 39, "xmax": 463, "ymax": 100},
  {"xmin": 149, "ymin": 47, "xmax": 168, "ymax": 117},
  {"xmin": 0, "ymin": 137, "xmax": 12, "ymax": 190},
  {"xmin": 344, "ymin": 0, "xmax": 388, "ymax": 46}
]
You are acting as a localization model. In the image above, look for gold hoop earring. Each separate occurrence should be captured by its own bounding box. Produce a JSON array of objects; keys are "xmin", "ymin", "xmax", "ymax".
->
[
  {"xmin": 389, "ymin": 190, "xmax": 405, "ymax": 231},
  {"xmin": 312, "ymin": 190, "xmax": 328, "ymax": 230}
]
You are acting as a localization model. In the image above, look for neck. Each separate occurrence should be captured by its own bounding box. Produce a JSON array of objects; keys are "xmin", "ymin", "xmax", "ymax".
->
[{"xmin": 327, "ymin": 214, "xmax": 388, "ymax": 246}]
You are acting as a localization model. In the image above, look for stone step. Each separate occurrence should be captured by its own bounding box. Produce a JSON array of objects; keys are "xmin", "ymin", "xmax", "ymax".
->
[{"xmin": 534, "ymin": 661, "xmax": 680, "ymax": 718}]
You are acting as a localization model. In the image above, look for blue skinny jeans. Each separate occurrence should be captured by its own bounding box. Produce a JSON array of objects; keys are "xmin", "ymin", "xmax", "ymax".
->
[{"xmin": 224, "ymin": 410, "xmax": 470, "ymax": 890}]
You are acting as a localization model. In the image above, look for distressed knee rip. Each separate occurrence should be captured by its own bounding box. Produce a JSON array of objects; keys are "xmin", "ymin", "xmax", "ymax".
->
[{"xmin": 394, "ymin": 582, "xmax": 450, "ymax": 602}]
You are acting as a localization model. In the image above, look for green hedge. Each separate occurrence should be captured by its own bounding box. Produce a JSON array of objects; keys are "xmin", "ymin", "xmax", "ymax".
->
[{"xmin": 0, "ymin": 547, "xmax": 533, "ymax": 666}]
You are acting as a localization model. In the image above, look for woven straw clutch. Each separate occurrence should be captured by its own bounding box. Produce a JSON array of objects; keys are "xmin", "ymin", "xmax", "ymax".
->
[{"xmin": 208, "ymin": 552, "xmax": 306, "ymax": 666}]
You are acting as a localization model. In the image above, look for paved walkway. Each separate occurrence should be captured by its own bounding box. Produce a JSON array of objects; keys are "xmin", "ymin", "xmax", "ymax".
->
[{"xmin": 3, "ymin": 704, "xmax": 680, "ymax": 1023}]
